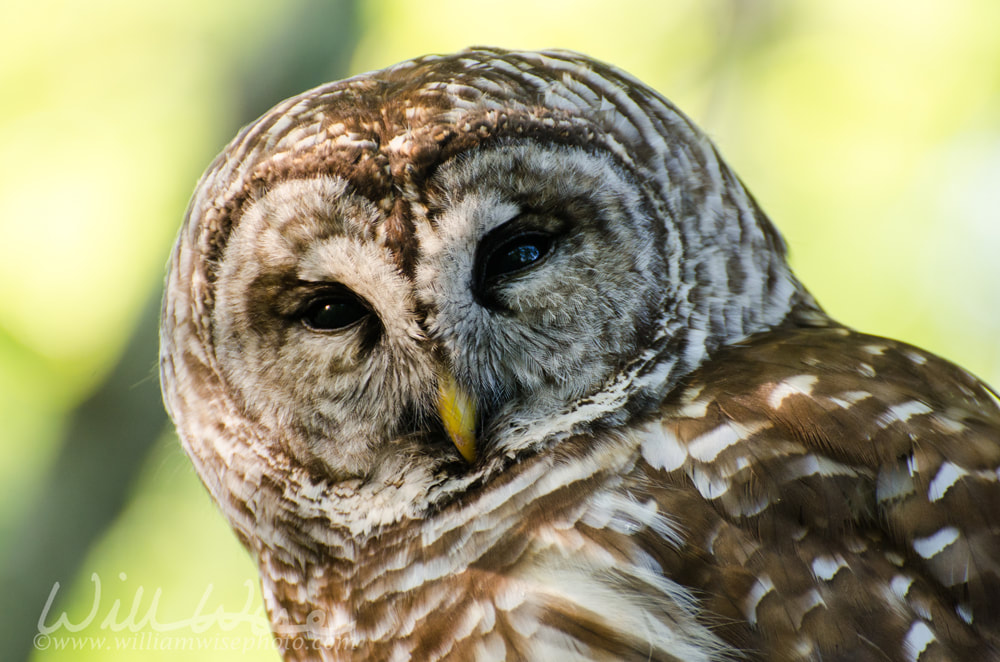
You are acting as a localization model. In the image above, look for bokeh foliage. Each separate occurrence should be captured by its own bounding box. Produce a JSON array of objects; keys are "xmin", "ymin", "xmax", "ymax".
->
[{"xmin": 2, "ymin": 1, "xmax": 997, "ymax": 660}]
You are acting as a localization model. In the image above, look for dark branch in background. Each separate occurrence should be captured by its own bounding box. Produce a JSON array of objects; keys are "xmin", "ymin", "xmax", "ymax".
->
[{"xmin": 1, "ymin": 2, "xmax": 358, "ymax": 659}]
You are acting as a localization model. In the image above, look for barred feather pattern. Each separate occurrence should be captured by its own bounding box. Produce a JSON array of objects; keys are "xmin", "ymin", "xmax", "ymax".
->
[{"xmin": 159, "ymin": 47, "xmax": 1000, "ymax": 661}]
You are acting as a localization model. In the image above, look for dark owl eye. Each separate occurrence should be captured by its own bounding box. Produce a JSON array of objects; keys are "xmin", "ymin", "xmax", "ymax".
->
[
  {"xmin": 301, "ymin": 294, "xmax": 370, "ymax": 331},
  {"xmin": 480, "ymin": 232, "xmax": 555, "ymax": 284}
]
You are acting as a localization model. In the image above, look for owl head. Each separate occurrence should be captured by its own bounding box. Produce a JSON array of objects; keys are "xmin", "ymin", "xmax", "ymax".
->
[{"xmin": 160, "ymin": 47, "xmax": 817, "ymax": 536}]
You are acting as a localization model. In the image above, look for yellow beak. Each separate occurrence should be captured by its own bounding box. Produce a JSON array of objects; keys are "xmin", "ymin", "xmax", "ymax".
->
[{"xmin": 437, "ymin": 373, "xmax": 477, "ymax": 463}]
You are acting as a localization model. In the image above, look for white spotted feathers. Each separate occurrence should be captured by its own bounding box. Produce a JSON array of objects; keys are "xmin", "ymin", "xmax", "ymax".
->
[{"xmin": 639, "ymin": 326, "xmax": 1000, "ymax": 660}]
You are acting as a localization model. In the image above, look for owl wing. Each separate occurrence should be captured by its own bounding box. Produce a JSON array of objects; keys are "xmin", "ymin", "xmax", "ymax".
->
[{"xmin": 636, "ymin": 326, "xmax": 1000, "ymax": 660}]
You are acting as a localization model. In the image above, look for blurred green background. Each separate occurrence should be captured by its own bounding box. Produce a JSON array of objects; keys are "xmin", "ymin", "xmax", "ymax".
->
[{"xmin": 3, "ymin": 1, "xmax": 998, "ymax": 660}]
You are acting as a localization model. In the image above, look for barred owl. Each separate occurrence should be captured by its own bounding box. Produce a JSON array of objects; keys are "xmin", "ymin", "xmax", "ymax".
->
[{"xmin": 159, "ymin": 48, "xmax": 1000, "ymax": 661}]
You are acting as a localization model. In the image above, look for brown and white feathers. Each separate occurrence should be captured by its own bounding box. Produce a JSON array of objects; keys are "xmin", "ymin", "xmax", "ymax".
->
[{"xmin": 159, "ymin": 48, "xmax": 1000, "ymax": 661}]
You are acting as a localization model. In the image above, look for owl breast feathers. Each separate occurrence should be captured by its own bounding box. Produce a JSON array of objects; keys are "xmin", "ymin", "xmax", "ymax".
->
[{"xmin": 159, "ymin": 48, "xmax": 1000, "ymax": 661}]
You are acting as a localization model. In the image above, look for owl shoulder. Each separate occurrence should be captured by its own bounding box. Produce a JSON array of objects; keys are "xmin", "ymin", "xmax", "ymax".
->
[{"xmin": 633, "ymin": 326, "xmax": 1000, "ymax": 659}]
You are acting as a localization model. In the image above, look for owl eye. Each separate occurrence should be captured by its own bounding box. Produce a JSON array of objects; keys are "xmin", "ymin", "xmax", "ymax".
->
[
  {"xmin": 479, "ymin": 231, "xmax": 555, "ymax": 284},
  {"xmin": 301, "ymin": 293, "xmax": 371, "ymax": 332}
]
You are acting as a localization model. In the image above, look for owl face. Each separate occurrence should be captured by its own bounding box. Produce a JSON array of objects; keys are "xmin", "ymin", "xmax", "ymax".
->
[
  {"xmin": 163, "ymin": 46, "xmax": 807, "ymax": 520},
  {"xmin": 212, "ymin": 142, "xmax": 668, "ymax": 478}
]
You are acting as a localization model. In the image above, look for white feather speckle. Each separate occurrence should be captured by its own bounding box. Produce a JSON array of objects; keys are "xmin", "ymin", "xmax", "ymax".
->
[
  {"xmin": 933, "ymin": 415, "xmax": 966, "ymax": 434},
  {"xmin": 687, "ymin": 420, "xmax": 767, "ymax": 462},
  {"xmin": 890, "ymin": 574, "xmax": 914, "ymax": 600},
  {"xmin": 793, "ymin": 637, "xmax": 815, "ymax": 656},
  {"xmin": 878, "ymin": 400, "xmax": 933, "ymax": 428},
  {"xmin": 912, "ymin": 527, "xmax": 960, "ymax": 560},
  {"xmin": 903, "ymin": 621, "xmax": 936, "ymax": 662},
  {"xmin": 811, "ymin": 555, "xmax": 848, "ymax": 581},
  {"xmin": 688, "ymin": 466, "xmax": 732, "ymax": 500},
  {"xmin": 928, "ymin": 462, "xmax": 968, "ymax": 502},
  {"xmin": 767, "ymin": 375, "xmax": 818, "ymax": 409},
  {"xmin": 641, "ymin": 421, "xmax": 688, "ymax": 472},
  {"xmin": 792, "ymin": 590, "xmax": 826, "ymax": 628},
  {"xmin": 828, "ymin": 390, "xmax": 873, "ymax": 409},
  {"xmin": 877, "ymin": 463, "xmax": 916, "ymax": 503},
  {"xmin": 884, "ymin": 551, "xmax": 906, "ymax": 567},
  {"xmin": 782, "ymin": 454, "xmax": 860, "ymax": 481},
  {"xmin": 743, "ymin": 576, "xmax": 775, "ymax": 626},
  {"xmin": 678, "ymin": 398, "xmax": 710, "ymax": 418}
]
